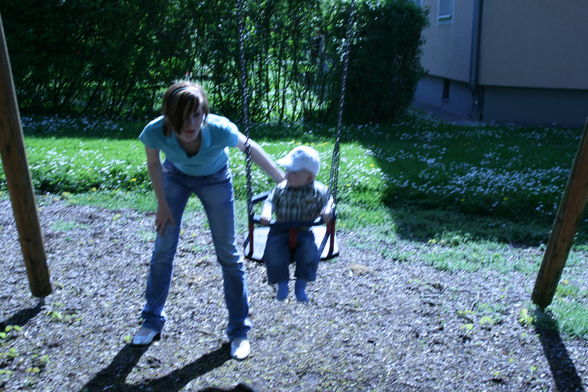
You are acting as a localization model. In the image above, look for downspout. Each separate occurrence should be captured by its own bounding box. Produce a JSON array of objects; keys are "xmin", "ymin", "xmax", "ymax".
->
[{"xmin": 469, "ymin": 0, "xmax": 483, "ymax": 120}]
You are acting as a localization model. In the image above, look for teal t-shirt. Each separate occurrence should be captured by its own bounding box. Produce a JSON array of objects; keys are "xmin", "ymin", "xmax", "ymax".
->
[{"xmin": 139, "ymin": 114, "xmax": 239, "ymax": 176}]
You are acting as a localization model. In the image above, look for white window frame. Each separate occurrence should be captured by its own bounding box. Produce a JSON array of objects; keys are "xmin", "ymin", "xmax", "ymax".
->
[{"xmin": 438, "ymin": 0, "xmax": 454, "ymax": 23}]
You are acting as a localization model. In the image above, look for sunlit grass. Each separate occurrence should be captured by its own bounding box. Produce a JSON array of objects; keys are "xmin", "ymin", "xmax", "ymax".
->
[
  {"xmin": 2, "ymin": 111, "xmax": 585, "ymax": 245},
  {"xmin": 3, "ymin": 112, "xmax": 587, "ymax": 245},
  {"xmin": 4, "ymin": 111, "xmax": 583, "ymax": 226}
]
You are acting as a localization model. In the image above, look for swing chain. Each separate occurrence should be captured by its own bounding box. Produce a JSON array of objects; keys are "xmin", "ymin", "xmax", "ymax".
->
[
  {"xmin": 238, "ymin": 0, "xmax": 354, "ymax": 219},
  {"xmin": 329, "ymin": 0, "xmax": 356, "ymax": 209},
  {"xmin": 237, "ymin": 0, "xmax": 254, "ymax": 219}
]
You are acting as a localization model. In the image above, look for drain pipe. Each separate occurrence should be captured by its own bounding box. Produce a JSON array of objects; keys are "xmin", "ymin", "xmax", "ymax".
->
[{"xmin": 469, "ymin": 0, "xmax": 483, "ymax": 120}]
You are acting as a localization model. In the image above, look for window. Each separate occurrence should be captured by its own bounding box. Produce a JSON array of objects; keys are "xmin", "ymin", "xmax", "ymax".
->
[
  {"xmin": 438, "ymin": 0, "xmax": 453, "ymax": 22},
  {"xmin": 442, "ymin": 79, "xmax": 450, "ymax": 102},
  {"xmin": 413, "ymin": 0, "xmax": 422, "ymax": 6}
]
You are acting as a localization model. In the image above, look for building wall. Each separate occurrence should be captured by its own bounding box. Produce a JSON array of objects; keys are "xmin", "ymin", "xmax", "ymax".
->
[
  {"xmin": 418, "ymin": 0, "xmax": 474, "ymax": 82},
  {"xmin": 479, "ymin": 0, "xmax": 588, "ymax": 89},
  {"xmin": 483, "ymin": 87, "xmax": 588, "ymax": 127},
  {"xmin": 414, "ymin": 75, "xmax": 474, "ymax": 118},
  {"xmin": 413, "ymin": 0, "xmax": 588, "ymax": 126},
  {"xmin": 415, "ymin": 0, "xmax": 478, "ymax": 119}
]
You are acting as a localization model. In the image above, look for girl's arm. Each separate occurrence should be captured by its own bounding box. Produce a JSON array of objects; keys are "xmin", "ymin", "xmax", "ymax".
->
[
  {"xmin": 145, "ymin": 146, "xmax": 175, "ymax": 233},
  {"xmin": 236, "ymin": 132, "xmax": 285, "ymax": 183}
]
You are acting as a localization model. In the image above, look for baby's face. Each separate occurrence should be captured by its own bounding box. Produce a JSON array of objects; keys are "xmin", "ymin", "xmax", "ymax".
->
[{"xmin": 285, "ymin": 169, "xmax": 314, "ymax": 188}]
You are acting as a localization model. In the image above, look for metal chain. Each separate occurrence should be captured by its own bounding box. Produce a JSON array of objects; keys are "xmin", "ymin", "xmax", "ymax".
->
[
  {"xmin": 238, "ymin": 0, "xmax": 355, "ymax": 218},
  {"xmin": 237, "ymin": 0, "xmax": 254, "ymax": 219},
  {"xmin": 329, "ymin": 0, "xmax": 356, "ymax": 209}
]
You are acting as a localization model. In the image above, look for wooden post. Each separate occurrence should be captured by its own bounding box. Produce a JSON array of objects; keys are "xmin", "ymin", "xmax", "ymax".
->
[
  {"xmin": 532, "ymin": 118, "xmax": 588, "ymax": 309},
  {"xmin": 0, "ymin": 15, "xmax": 52, "ymax": 297}
]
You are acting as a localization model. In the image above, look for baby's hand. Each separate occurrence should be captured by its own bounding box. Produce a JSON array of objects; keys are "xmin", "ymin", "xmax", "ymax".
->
[
  {"xmin": 320, "ymin": 206, "xmax": 333, "ymax": 223},
  {"xmin": 260, "ymin": 212, "xmax": 272, "ymax": 225}
]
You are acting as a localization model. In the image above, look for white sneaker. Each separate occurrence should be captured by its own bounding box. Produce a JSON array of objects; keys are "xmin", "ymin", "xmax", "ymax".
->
[
  {"xmin": 131, "ymin": 326, "xmax": 160, "ymax": 346},
  {"xmin": 230, "ymin": 338, "xmax": 250, "ymax": 360}
]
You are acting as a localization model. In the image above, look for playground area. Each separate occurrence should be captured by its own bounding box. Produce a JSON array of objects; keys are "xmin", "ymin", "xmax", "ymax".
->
[
  {"xmin": 1, "ymin": 197, "xmax": 586, "ymax": 391},
  {"xmin": 1, "ymin": 2, "xmax": 587, "ymax": 390}
]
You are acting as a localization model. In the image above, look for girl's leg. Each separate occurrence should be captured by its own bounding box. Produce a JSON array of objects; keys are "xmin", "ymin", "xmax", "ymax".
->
[
  {"xmin": 141, "ymin": 169, "xmax": 190, "ymax": 332},
  {"xmin": 195, "ymin": 168, "xmax": 252, "ymax": 341}
]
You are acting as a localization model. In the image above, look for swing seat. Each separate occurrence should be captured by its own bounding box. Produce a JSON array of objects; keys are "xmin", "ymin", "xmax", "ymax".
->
[
  {"xmin": 243, "ymin": 192, "xmax": 339, "ymax": 262},
  {"xmin": 243, "ymin": 222, "xmax": 339, "ymax": 262}
]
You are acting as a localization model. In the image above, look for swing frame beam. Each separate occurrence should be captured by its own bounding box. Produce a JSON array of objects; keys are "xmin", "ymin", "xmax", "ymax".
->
[
  {"xmin": 0, "ymin": 15, "xmax": 51, "ymax": 298},
  {"xmin": 532, "ymin": 117, "xmax": 588, "ymax": 309}
]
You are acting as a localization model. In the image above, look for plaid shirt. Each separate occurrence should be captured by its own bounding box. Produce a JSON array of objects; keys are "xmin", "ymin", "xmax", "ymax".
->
[{"xmin": 264, "ymin": 181, "xmax": 330, "ymax": 223}]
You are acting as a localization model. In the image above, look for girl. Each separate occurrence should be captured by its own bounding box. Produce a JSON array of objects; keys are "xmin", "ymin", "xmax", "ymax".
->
[{"xmin": 132, "ymin": 81, "xmax": 284, "ymax": 360}]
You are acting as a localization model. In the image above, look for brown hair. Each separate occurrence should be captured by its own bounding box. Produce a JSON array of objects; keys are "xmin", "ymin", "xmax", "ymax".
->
[{"xmin": 161, "ymin": 81, "xmax": 210, "ymax": 136}]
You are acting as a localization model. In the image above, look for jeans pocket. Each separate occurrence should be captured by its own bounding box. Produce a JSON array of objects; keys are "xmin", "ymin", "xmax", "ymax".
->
[
  {"xmin": 209, "ymin": 166, "xmax": 231, "ymax": 185},
  {"xmin": 162, "ymin": 161, "xmax": 178, "ymax": 177}
]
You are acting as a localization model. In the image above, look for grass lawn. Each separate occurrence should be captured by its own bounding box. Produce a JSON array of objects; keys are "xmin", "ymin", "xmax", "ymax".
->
[{"xmin": 1, "ymin": 110, "xmax": 587, "ymax": 338}]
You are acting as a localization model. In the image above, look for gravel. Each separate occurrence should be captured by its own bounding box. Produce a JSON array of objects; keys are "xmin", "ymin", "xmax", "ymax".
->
[{"xmin": 0, "ymin": 198, "xmax": 586, "ymax": 391}]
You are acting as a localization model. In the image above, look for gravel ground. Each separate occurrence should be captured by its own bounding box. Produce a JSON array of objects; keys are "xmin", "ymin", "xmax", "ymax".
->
[{"xmin": 0, "ymin": 198, "xmax": 587, "ymax": 392}]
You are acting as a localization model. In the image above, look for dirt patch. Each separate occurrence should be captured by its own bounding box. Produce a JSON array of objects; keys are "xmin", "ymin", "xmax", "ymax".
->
[{"xmin": 0, "ymin": 198, "xmax": 586, "ymax": 391}]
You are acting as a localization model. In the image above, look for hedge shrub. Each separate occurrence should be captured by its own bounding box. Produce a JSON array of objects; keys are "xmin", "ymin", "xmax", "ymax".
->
[{"xmin": 0, "ymin": 0, "xmax": 427, "ymax": 124}]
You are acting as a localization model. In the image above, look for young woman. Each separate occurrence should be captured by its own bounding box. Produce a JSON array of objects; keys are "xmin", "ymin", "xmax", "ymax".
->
[{"xmin": 132, "ymin": 81, "xmax": 284, "ymax": 360}]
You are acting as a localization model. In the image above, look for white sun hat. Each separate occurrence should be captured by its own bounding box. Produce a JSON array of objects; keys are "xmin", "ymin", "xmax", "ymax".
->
[{"xmin": 276, "ymin": 146, "xmax": 320, "ymax": 176}]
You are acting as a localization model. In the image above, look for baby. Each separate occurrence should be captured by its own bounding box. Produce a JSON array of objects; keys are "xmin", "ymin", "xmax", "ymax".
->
[{"xmin": 261, "ymin": 146, "xmax": 334, "ymax": 302}]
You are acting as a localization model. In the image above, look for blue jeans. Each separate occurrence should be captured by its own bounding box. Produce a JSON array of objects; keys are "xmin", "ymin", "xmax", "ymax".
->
[
  {"xmin": 140, "ymin": 161, "xmax": 251, "ymax": 340},
  {"xmin": 262, "ymin": 228, "xmax": 319, "ymax": 284}
]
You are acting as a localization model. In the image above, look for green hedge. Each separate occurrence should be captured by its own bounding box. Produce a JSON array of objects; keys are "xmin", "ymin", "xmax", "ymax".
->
[
  {"xmin": 345, "ymin": 0, "xmax": 427, "ymax": 123},
  {"xmin": 1, "ymin": 0, "xmax": 427, "ymax": 124}
]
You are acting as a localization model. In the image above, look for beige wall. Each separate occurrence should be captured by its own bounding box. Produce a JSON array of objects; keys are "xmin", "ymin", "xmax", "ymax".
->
[
  {"xmin": 419, "ymin": 0, "xmax": 475, "ymax": 83},
  {"xmin": 479, "ymin": 0, "xmax": 588, "ymax": 89}
]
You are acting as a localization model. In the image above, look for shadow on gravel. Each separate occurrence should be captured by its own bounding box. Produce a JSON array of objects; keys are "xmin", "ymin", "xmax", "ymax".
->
[
  {"xmin": 198, "ymin": 383, "xmax": 259, "ymax": 392},
  {"xmin": 535, "ymin": 310, "xmax": 586, "ymax": 392},
  {"xmin": 0, "ymin": 300, "xmax": 43, "ymax": 330},
  {"xmin": 81, "ymin": 344, "xmax": 149, "ymax": 391},
  {"xmin": 80, "ymin": 343, "xmax": 235, "ymax": 392}
]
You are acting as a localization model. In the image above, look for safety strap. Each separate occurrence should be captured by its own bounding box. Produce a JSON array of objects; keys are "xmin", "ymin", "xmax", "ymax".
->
[{"xmin": 288, "ymin": 229, "xmax": 298, "ymax": 253}]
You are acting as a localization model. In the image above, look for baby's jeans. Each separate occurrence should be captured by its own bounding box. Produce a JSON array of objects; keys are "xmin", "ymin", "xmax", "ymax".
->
[
  {"xmin": 262, "ymin": 227, "xmax": 319, "ymax": 284},
  {"xmin": 140, "ymin": 161, "xmax": 251, "ymax": 340}
]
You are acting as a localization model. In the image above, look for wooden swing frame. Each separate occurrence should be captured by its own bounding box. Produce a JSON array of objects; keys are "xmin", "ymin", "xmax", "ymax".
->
[
  {"xmin": 0, "ymin": 15, "xmax": 51, "ymax": 298},
  {"xmin": 532, "ymin": 117, "xmax": 588, "ymax": 309}
]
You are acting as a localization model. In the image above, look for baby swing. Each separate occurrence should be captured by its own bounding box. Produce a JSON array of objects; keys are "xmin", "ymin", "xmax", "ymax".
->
[{"xmin": 236, "ymin": 0, "xmax": 356, "ymax": 262}]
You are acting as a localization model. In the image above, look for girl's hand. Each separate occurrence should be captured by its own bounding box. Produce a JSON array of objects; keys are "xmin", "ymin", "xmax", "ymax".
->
[{"xmin": 155, "ymin": 203, "xmax": 176, "ymax": 234}]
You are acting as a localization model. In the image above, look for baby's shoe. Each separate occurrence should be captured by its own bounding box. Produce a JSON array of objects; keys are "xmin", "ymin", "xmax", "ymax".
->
[
  {"xmin": 276, "ymin": 281, "xmax": 289, "ymax": 301},
  {"xmin": 295, "ymin": 279, "xmax": 308, "ymax": 303}
]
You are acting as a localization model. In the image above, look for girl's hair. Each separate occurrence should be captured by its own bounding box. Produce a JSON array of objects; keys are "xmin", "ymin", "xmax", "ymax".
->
[{"xmin": 162, "ymin": 81, "xmax": 210, "ymax": 136}]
